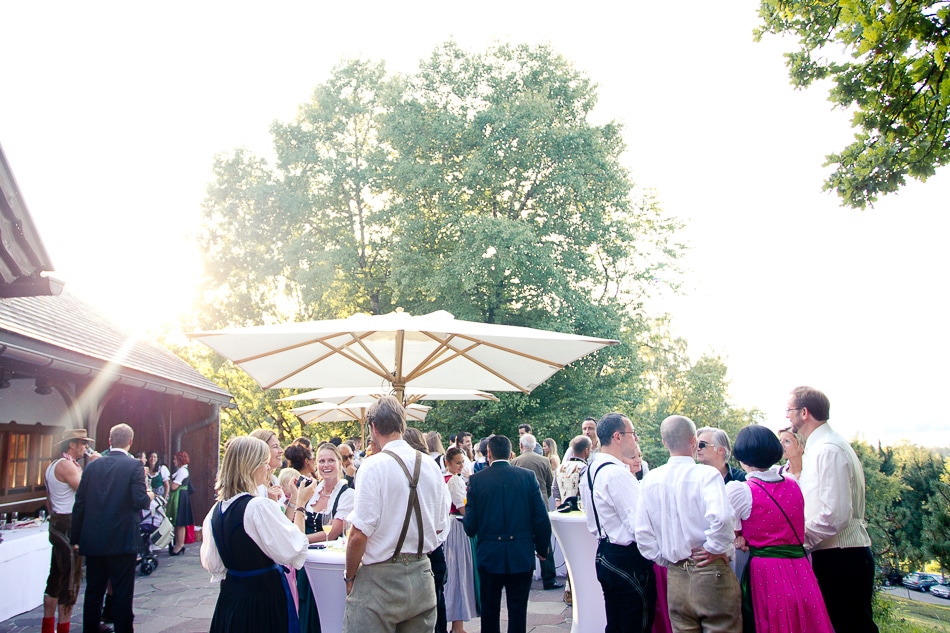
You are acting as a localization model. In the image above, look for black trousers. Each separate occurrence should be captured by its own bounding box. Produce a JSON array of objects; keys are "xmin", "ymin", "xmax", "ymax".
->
[
  {"xmin": 428, "ymin": 544, "xmax": 448, "ymax": 633},
  {"xmin": 479, "ymin": 570, "xmax": 533, "ymax": 633},
  {"xmin": 540, "ymin": 543, "xmax": 557, "ymax": 586},
  {"xmin": 595, "ymin": 540, "xmax": 656, "ymax": 633},
  {"xmin": 812, "ymin": 546, "xmax": 879, "ymax": 633},
  {"xmin": 83, "ymin": 554, "xmax": 137, "ymax": 633}
]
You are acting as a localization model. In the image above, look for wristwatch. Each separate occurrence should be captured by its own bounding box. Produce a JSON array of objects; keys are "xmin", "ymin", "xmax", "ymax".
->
[{"xmin": 343, "ymin": 574, "xmax": 355, "ymax": 583}]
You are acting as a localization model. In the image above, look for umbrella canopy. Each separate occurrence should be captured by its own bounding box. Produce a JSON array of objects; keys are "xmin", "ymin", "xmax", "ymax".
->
[
  {"xmin": 291, "ymin": 401, "xmax": 430, "ymax": 425},
  {"xmin": 278, "ymin": 386, "xmax": 499, "ymax": 406},
  {"xmin": 189, "ymin": 309, "xmax": 618, "ymax": 400}
]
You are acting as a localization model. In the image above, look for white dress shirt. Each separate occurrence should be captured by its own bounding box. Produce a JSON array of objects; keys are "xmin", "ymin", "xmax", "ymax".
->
[
  {"xmin": 634, "ymin": 456, "xmax": 735, "ymax": 567},
  {"xmin": 580, "ymin": 453, "xmax": 640, "ymax": 546},
  {"xmin": 200, "ymin": 492, "xmax": 309, "ymax": 580},
  {"xmin": 347, "ymin": 440, "xmax": 450, "ymax": 564},
  {"xmin": 798, "ymin": 423, "xmax": 871, "ymax": 551}
]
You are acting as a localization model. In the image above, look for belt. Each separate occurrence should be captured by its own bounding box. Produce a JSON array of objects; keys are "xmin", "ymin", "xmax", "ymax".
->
[
  {"xmin": 671, "ymin": 557, "xmax": 728, "ymax": 569},
  {"xmin": 371, "ymin": 553, "xmax": 427, "ymax": 564}
]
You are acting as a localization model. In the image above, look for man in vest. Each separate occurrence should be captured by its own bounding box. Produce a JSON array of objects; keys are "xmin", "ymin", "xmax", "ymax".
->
[{"xmin": 42, "ymin": 428, "xmax": 101, "ymax": 633}]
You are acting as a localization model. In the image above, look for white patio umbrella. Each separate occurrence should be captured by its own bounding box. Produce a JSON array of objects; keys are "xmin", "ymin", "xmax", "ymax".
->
[
  {"xmin": 189, "ymin": 309, "xmax": 618, "ymax": 401},
  {"xmin": 291, "ymin": 401, "xmax": 430, "ymax": 425},
  {"xmin": 278, "ymin": 386, "xmax": 499, "ymax": 406}
]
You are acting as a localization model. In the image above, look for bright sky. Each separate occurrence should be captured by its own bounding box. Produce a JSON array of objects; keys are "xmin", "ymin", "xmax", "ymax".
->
[{"xmin": 2, "ymin": 2, "xmax": 948, "ymax": 448}]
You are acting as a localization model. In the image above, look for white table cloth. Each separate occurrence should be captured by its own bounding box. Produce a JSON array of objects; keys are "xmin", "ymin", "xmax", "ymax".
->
[
  {"xmin": 0, "ymin": 523, "xmax": 51, "ymax": 622},
  {"xmin": 549, "ymin": 510, "xmax": 606, "ymax": 633},
  {"xmin": 303, "ymin": 543, "xmax": 346, "ymax": 633}
]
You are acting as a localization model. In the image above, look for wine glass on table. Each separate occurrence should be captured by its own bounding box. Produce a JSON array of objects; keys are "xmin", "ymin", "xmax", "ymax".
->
[
  {"xmin": 10, "ymin": 511, "xmax": 18, "ymax": 526},
  {"xmin": 322, "ymin": 513, "xmax": 334, "ymax": 543},
  {"xmin": 0, "ymin": 513, "xmax": 7, "ymax": 530}
]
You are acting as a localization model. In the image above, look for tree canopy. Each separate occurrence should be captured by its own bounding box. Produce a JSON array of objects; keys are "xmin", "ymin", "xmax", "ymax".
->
[
  {"xmin": 756, "ymin": 0, "xmax": 950, "ymax": 208},
  {"xmin": 194, "ymin": 41, "xmax": 688, "ymax": 442}
]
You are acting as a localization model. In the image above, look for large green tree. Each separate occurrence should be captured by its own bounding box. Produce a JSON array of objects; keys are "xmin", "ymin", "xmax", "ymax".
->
[
  {"xmin": 757, "ymin": 0, "xmax": 950, "ymax": 208},
  {"xmin": 194, "ymin": 42, "xmax": 684, "ymax": 441}
]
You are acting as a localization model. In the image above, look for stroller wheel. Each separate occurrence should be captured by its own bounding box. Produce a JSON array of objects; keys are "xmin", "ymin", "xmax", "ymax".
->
[{"xmin": 140, "ymin": 560, "xmax": 155, "ymax": 576}]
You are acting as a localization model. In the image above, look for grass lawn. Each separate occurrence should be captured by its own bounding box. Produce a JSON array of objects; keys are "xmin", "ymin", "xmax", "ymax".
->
[{"xmin": 879, "ymin": 593, "xmax": 950, "ymax": 632}]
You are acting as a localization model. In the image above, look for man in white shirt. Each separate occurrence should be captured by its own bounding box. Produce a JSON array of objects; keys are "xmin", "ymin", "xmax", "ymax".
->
[
  {"xmin": 563, "ymin": 417, "xmax": 600, "ymax": 460},
  {"xmin": 634, "ymin": 415, "xmax": 740, "ymax": 633},
  {"xmin": 787, "ymin": 386, "xmax": 878, "ymax": 633},
  {"xmin": 343, "ymin": 396, "xmax": 450, "ymax": 633},
  {"xmin": 580, "ymin": 413, "xmax": 655, "ymax": 633}
]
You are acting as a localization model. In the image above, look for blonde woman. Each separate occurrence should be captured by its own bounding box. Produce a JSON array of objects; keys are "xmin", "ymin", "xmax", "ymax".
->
[
  {"xmin": 249, "ymin": 429, "xmax": 284, "ymax": 501},
  {"xmin": 299, "ymin": 442, "xmax": 354, "ymax": 633},
  {"xmin": 201, "ymin": 436, "xmax": 315, "ymax": 633},
  {"xmin": 776, "ymin": 427, "xmax": 805, "ymax": 480},
  {"xmin": 543, "ymin": 438, "xmax": 561, "ymax": 472}
]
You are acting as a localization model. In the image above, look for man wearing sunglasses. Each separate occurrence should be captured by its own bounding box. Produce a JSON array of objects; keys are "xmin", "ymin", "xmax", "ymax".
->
[{"xmin": 695, "ymin": 428, "xmax": 746, "ymax": 484}]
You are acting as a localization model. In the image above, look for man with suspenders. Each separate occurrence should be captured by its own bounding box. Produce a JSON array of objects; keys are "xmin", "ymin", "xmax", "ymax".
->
[
  {"xmin": 580, "ymin": 413, "xmax": 656, "ymax": 633},
  {"xmin": 343, "ymin": 396, "xmax": 449, "ymax": 633}
]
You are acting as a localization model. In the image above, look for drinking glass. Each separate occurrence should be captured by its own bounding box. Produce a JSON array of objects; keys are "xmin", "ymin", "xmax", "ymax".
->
[
  {"xmin": 38, "ymin": 509, "xmax": 48, "ymax": 522},
  {"xmin": 0, "ymin": 513, "xmax": 7, "ymax": 530},
  {"xmin": 10, "ymin": 511, "xmax": 18, "ymax": 525},
  {"xmin": 322, "ymin": 513, "xmax": 334, "ymax": 541}
]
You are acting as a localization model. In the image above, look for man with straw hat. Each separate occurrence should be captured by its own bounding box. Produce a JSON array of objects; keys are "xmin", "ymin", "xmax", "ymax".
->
[{"xmin": 42, "ymin": 428, "xmax": 101, "ymax": 633}]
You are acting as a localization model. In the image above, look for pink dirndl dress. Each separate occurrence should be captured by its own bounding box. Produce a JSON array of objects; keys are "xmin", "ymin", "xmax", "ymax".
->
[{"xmin": 741, "ymin": 477, "xmax": 833, "ymax": 633}]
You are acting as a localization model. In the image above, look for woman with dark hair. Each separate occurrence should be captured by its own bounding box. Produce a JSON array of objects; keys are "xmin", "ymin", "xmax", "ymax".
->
[
  {"xmin": 167, "ymin": 451, "xmax": 194, "ymax": 555},
  {"xmin": 727, "ymin": 425, "xmax": 833, "ymax": 633},
  {"xmin": 284, "ymin": 443, "xmax": 317, "ymax": 481},
  {"xmin": 443, "ymin": 447, "xmax": 476, "ymax": 633},
  {"xmin": 147, "ymin": 451, "xmax": 170, "ymax": 499}
]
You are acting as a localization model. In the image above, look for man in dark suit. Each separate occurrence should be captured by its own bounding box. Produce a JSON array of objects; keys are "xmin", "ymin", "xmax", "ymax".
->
[
  {"xmin": 72, "ymin": 424, "xmax": 152, "ymax": 633},
  {"xmin": 463, "ymin": 435, "xmax": 552, "ymax": 633}
]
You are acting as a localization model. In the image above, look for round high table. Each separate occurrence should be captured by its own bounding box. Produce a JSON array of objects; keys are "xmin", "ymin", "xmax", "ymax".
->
[
  {"xmin": 549, "ymin": 511, "xmax": 605, "ymax": 633},
  {"xmin": 0, "ymin": 522, "xmax": 51, "ymax": 622},
  {"xmin": 303, "ymin": 544, "xmax": 346, "ymax": 633}
]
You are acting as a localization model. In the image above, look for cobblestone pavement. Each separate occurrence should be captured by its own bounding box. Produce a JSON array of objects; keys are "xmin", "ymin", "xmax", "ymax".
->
[{"xmin": 1, "ymin": 548, "xmax": 574, "ymax": 632}]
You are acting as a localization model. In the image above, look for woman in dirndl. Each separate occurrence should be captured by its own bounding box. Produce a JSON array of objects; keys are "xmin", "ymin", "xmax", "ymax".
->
[{"xmin": 200, "ymin": 435, "xmax": 315, "ymax": 633}]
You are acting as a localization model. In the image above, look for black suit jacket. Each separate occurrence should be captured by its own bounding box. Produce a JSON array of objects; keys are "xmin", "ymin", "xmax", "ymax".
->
[
  {"xmin": 72, "ymin": 449, "xmax": 152, "ymax": 556},
  {"xmin": 463, "ymin": 461, "xmax": 552, "ymax": 575}
]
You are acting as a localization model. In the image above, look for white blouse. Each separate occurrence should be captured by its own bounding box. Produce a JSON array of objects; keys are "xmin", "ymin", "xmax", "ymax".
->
[
  {"xmin": 725, "ymin": 469, "xmax": 784, "ymax": 530},
  {"xmin": 200, "ymin": 493, "xmax": 309, "ymax": 581},
  {"xmin": 445, "ymin": 473, "xmax": 466, "ymax": 511},
  {"xmin": 306, "ymin": 479, "xmax": 354, "ymax": 521}
]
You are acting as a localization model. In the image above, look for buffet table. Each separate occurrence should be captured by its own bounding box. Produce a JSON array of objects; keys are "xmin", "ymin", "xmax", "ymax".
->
[
  {"xmin": 303, "ymin": 544, "xmax": 346, "ymax": 633},
  {"xmin": 0, "ymin": 523, "xmax": 51, "ymax": 622},
  {"xmin": 549, "ymin": 511, "xmax": 605, "ymax": 633}
]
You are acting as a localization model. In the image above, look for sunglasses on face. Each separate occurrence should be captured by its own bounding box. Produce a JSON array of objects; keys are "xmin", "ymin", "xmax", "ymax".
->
[{"xmin": 697, "ymin": 441, "xmax": 713, "ymax": 449}]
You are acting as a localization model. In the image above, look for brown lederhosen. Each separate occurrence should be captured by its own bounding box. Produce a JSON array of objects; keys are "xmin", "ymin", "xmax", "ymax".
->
[{"xmin": 45, "ymin": 512, "xmax": 83, "ymax": 606}]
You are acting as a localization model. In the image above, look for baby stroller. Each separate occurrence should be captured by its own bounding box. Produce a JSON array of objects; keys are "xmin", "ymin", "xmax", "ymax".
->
[{"xmin": 139, "ymin": 495, "xmax": 173, "ymax": 575}]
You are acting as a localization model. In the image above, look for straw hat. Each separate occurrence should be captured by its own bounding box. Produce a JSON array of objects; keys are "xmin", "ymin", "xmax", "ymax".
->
[{"xmin": 60, "ymin": 428, "xmax": 94, "ymax": 444}]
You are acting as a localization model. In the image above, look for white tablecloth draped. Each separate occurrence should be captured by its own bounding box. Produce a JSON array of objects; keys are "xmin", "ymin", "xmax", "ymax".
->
[
  {"xmin": 0, "ymin": 523, "xmax": 51, "ymax": 622},
  {"xmin": 550, "ymin": 510, "xmax": 606, "ymax": 633},
  {"xmin": 303, "ymin": 544, "xmax": 346, "ymax": 633}
]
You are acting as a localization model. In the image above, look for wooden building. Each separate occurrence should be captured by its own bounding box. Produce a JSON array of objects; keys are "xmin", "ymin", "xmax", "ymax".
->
[{"xmin": 0, "ymin": 142, "xmax": 232, "ymax": 523}]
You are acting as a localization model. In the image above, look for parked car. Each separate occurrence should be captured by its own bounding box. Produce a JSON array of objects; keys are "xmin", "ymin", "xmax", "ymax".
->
[
  {"xmin": 929, "ymin": 583, "xmax": 950, "ymax": 599},
  {"xmin": 881, "ymin": 568, "xmax": 904, "ymax": 587},
  {"xmin": 903, "ymin": 572, "xmax": 941, "ymax": 592}
]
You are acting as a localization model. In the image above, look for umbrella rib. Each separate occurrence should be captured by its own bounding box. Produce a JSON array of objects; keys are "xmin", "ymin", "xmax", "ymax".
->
[
  {"xmin": 260, "ymin": 332, "xmax": 393, "ymax": 389},
  {"xmin": 408, "ymin": 333, "xmax": 558, "ymax": 393}
]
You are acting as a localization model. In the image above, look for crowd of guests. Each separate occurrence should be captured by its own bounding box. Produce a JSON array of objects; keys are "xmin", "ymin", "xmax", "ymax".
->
[
  {"xmin": 197, "ymin": 385, "xmax": 877, "ymax": 633},
  {"xmin": 40, "ymin": 427, "xmax": 196, "ymax": 633}
]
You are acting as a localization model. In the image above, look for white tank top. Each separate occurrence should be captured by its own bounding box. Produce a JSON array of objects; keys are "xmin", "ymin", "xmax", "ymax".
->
[{"xmin": 45, "ymin": 458, "xmax": 77, "ymax": 514}]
